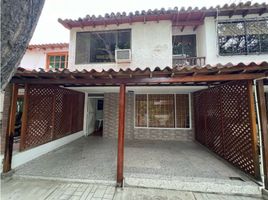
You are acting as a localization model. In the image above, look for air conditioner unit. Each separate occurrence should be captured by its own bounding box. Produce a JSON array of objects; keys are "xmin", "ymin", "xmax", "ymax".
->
[{"xmin": 115, "ymin": 49, "xmax": 131, "ymax": 63}]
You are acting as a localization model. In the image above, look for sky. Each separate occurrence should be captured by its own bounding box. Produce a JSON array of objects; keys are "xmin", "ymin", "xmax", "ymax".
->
[{"xmin": 30, "ymin": 0, "xmax": 267, "ymax": 44}]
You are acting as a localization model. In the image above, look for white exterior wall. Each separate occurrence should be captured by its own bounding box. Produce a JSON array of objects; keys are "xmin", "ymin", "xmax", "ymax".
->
[
  {"xmin": 203, "ymin": 14, "xmax": 268, "ymax": 65},
  {"xmin": 69, "ymin": 14, "xmax": 268, "ymax": 69},
  {"xmin": 69, "ymin": 21, "xmax": 172, "ymax": 71},
  {"xmin": 20, "ymin": 47, "xmax": 69, "ymax": 70},
  {"xmin": 196, "ymin": 24, "xmax": 207, "ymax": 58},
  {"xmin": 0, "ymin": 131, "xmax": 84, "ymax": 171},
  {"xmin": 20, "ymin": 50, "xmax": 46, "ymax": 70}
]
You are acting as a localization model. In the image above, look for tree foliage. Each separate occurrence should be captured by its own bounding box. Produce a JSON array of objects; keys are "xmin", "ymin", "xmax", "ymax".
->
[{"xmin": 1, "ymin": 0, "xmax": 45, "ymax": 90}]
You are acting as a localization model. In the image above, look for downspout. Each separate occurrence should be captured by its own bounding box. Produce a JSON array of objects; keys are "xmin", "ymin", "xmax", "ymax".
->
[
  {"xmin": 253, "ymin": 77, "xmax": 267, "ymax": 186},
  {"xmin": 215, "ymin": 8, "xmax": 219, "ymax": 57}
]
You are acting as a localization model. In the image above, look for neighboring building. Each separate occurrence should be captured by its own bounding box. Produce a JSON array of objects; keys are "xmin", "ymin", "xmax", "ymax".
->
[
  {"xmin": 1, "ymin": 2, "xmax": 268, "ymax": 194},
  {"xmin": 0, "ymin": 43, "xmax": 69, "ymax": 123},
  {"xmin": 20, "ymin": 43, "xmax": 69, "ymax": 70}
]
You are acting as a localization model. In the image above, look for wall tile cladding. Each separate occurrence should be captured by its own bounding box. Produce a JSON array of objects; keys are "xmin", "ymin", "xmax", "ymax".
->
[{"xmin": 103, "ymin": 92, "xmax": 194, "ymax": 141}]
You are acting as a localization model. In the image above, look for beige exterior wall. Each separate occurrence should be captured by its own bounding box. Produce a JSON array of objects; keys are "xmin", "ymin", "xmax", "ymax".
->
[{"xmin": 103, "ymin": 92, "xmax": 194, "ymax": 141}]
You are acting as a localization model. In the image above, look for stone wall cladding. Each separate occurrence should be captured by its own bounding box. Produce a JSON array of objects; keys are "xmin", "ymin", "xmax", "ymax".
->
[
  {"xmin": 103, "ymin": 92, "xmax": 135, "ymax": 139},
  {"xmin": 103, "ymin": 92, "xmax": 194, "ymax": 142},
  {"xmin": 103, "ymin": 93, "xmax": 119, "ymax": 138},
  {"xmin": 134, "ymin": 128, "xmax": 193, "ymax": 141}
]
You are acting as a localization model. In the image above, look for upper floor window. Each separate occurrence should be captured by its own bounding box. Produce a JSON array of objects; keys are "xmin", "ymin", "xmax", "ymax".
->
[
  {"xmin": 76, "ymin": 29, "xmax": 131, "ymax": 64},
  {"xmin": 172, "ymin": 35, "xmax": 196, "ymax": 57},
  {"xmin": 46, "ymin": 52, "xmax": 68, "ymax": 69},
  {"xmin": 218, "ymin": 19, "xmax": 268, "ymax": 55}
]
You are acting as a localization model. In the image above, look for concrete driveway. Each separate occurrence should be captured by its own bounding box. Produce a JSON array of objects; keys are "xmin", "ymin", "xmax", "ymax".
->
[
  {"xmin": 13, "ymin": 137, "xmax": 261, "ymax": 196},
  {"xmin": 1, "ymin": 178, "xmax": 264, "ymax": 200}
]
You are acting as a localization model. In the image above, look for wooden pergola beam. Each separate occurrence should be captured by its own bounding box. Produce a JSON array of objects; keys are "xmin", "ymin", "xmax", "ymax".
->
[
  {"xmin": 256, "ymin": 80, "xmax": 268, "ymax": 189},
  {"xmin": 172, "ymin": 20, "xmax": 204, "ymax": 27},
  {"xmin": 3, "ymin": 84, "xmax": 18, "ymax": 173},
  {"xmin": 117, "ymin": 84, "xmax": 126, "ymax": 186},
  {"xmin": 11, "ymin": 73, "xmax": 265, "ymax": 85}
]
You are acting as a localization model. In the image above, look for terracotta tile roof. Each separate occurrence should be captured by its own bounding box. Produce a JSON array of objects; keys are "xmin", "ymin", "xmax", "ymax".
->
[
  {"xmin": 11, "ymin": 61, "xmax": 268, "ymax": 86},
  {"xmin": 15, "ymin": 61, "xmax": 268, "ymax": 74},
  {"xmin": 28, "ymin": 43, "xmax": 69, "ymax": 50},
  {"xmin": 58, "ymin": 1, "xmax": 268, "ymax": 29}
]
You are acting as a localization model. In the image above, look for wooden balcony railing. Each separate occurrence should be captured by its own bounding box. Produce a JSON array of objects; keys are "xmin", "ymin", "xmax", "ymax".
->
[{"xmin": 173, "ymin": 56, "xmax": 206, "ymax": 66}]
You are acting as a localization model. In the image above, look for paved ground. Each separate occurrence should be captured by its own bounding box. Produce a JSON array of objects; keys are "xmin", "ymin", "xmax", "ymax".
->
[
  {"xmin": 15, "ymin": 136, "xmax": 251, "ymax": 181},
  {"xmin": 1, "ymin": 178, "xmax": 263, "ymax": 200},
  {"xmin": 14, "ymin": 136, "xmax": 260, "ymax": 195},
  {"xmin": 124, "ymin": 139, "xmax": 250, "ymax": 179},
  {"xmin": 15, "ymin": 137, "xmax": 118, "ymax": 182},
  {"xmin": 123, "ymin": 140, "xmax": 260, "ymax": 195}
]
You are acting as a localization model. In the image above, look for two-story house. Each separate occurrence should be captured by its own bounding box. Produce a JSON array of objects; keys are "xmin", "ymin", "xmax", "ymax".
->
[{"xmin": 2, "ymin": 2, "xmax": 268, "ymax": 196}]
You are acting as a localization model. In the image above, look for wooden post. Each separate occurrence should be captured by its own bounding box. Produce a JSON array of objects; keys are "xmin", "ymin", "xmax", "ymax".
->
[
  {"xmin": 3, "ymin": 84, "xmax": 18, "ymax": 173},
  {"xmin": 20, "ymin": 84, "xmax": 29, "ymax": 151},
  {"xmin": 117, "ymin": 84, "xmax": 126, "ymax": 186},
  {"xmin": 256, "ymin": 80, "xmax": 268, "ymax": 189},
  {"xmin": 248, "ymin": 80, "xmax": 261, "ymax": 179}
]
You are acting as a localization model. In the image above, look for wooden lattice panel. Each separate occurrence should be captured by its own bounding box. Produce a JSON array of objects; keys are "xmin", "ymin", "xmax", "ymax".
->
[
  {"xmin": 205, "ymin": 86, "xmax": 224, "ymax": 157},
  {"xmin": 194, "ymin": 92, "xmax": 207, "ymax": 145},
  {"xmin": 22, "ymin": 85, "xmax": 85, "ymax": 150},
  {"xmin": 221, "ymin": 82, "xmax": 256, "ymax": 176},
  {"xmin": 194, "ymin": 81, "xmax": 259, "ymax": 179}
]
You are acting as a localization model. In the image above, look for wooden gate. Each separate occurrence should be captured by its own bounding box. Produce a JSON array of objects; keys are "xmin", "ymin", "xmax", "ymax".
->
[
  {"xmin": 20, "ymin": 85, "xmax": 85, "ymax": 150},
  {"xmin": 194, "ymin": 81, "xmax": 260, "ymax": 179}
]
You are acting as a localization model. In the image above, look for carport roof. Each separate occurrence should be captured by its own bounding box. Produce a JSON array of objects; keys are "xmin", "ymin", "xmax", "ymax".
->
[{"xmin": 11, "ymin": 61, "xmax": 268, "ymax": 86}]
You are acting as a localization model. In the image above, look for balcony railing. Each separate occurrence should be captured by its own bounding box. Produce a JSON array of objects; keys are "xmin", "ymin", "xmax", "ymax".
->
[{"xmin": 173, "ymin": 56, "xmax": 206, "ymax": 66}]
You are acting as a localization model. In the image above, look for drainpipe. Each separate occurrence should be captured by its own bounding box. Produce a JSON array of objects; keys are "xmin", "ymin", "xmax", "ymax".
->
[{"xmin": 253, "ymin": 77, "xmax": 267, "ymax": 186}]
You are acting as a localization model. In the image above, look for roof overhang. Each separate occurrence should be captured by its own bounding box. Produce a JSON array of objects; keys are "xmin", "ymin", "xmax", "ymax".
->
[
  {"xmin": 28, "ymin": 43, "xmax": 69, "ymax": 50},
  {"xmin": 11, "ymin": 62, "xmax": 268, "ymax": 87},
  {"xmin": 58, "ymin": 2, "xmax": 268, "ymax": 29}
]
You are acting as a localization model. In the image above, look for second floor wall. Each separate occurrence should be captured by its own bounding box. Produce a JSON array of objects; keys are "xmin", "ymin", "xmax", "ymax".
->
[
  {"xmin": 203, "ymin": 14, "xmax": 268, "ymax": 65},
  {"xmin": 69, "ymin": 20, "xmax": 173, "ymax": 71},
  {"xmin": 68, "ymin": 12, "xmax": 268, "ymax": 71},
  {"xmin": 20, "ymin": 10, "xmax": 268, "ymax": 71}
]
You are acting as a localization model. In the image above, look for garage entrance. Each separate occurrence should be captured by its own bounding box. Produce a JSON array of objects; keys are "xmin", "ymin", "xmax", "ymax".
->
[{"xmin": 2, "ymin": 64, "xmax": 267, "ymax": 195}]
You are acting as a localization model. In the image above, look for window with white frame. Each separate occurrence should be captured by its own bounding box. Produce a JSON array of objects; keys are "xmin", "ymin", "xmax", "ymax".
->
[{"xmin": 135, "ymin": 94, "xmax": 190, "ymax": 128}]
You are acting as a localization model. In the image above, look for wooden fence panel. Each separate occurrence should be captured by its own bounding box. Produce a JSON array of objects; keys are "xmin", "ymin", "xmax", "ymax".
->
[
  {"xmin": 22, "ymin": 85, "xmax": 85, "ymax": 150},
  {"xmin": 193, "ymin": 81, "xmax": 260, "ymax": 179}
]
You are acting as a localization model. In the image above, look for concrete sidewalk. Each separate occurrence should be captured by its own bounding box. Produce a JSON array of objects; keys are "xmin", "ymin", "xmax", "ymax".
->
[{"xmin": 1, "ymin": 178, "xmax": 263, "ymax": 200}]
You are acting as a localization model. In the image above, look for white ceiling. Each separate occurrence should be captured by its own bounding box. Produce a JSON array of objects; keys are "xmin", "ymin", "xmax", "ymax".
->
[{"xmin": 66, "ymin": 86, "xmax": 208, "ymax": 94}]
